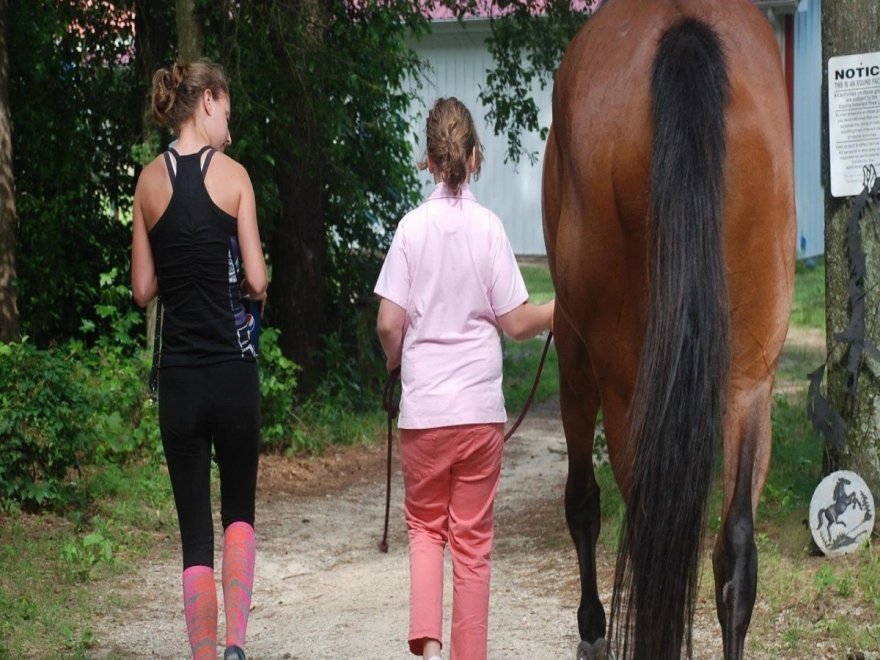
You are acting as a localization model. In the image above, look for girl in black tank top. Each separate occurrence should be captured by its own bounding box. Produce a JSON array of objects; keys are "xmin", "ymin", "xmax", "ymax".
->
[{"xmin": 130, "ymin": 61, "xmax": 267, "ymax": 660}]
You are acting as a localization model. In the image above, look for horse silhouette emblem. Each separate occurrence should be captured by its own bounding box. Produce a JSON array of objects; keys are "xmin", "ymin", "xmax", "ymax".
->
[
  {"xmin": 815, "ymin": 478, "xmax": 861, "ymax": 539},
  {"xmin": 810, "ymin": 470, "xmax": 875, "ymax": 555}
]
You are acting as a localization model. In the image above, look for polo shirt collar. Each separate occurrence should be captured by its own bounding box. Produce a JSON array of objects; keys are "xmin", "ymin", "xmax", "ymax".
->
[{"xmin": 429, "ymin": 181, "xmax": 476, "ymax": 201}]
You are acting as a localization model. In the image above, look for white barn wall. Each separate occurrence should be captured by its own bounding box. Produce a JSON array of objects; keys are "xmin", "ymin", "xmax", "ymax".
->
[
  {"xmin": 793, "ymin": 0, "xmax": 824, "ymax": 258},
  {"xmin": 409, "ymin": 5, "xmax": 818, "ymax": 258},
  {"xmin": 406, "ymin": 20, "xmax": 551, "ymax": 256},
  {"xmin": 758, "ymin": 2, "xmax": 824, "ymax": 258}
]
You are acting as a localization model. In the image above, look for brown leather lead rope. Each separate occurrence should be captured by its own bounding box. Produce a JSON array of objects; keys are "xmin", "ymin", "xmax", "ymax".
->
[
  {"xmin": 378, "ymin": 331, "xmax": 554, "ymax": 553},
  {"xmin": 378, "ymin": 366, "xmax": 401, "ymax": 553},
  {"xmin": 503, "ymin": 331, "xmax": 554, "ymax": 443}
]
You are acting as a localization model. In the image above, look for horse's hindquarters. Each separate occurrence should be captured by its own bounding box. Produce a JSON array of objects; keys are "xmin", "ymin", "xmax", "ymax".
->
[{"xmin": 544, "ymin": 1, "xmax": 796, "ymax": 658}]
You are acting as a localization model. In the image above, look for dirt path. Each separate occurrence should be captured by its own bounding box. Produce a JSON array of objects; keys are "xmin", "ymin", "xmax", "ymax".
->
[
  {"xmin": 92, "ymin": 327, "xmax": 830, "ymax": 659},
  {"xmin": 93, "ymin": 397, "xmax": 588, "ymax": 659}
]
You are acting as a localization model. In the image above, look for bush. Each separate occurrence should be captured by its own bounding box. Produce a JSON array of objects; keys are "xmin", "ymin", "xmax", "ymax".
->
[
  {"xmin": 257, "ymin": 324, "xmax": 385, "ymax": 455},
  {"xmin": 0, "ymin": 341, "xmax": 94, "ymax": 509},
  {"xmin": 77, "ymin": 342, "xmax": 161, "ymax": 463},
  {"xmin": 77, "ymin": 268, "xmax": 161, "ymax": 462},
  {"xmin": 0, "ymin": 271, "xmax": 307, "ymax": 509},
  {"xmin": 258, "ymin": 325, "xmax": 300, "ymax": 451}
]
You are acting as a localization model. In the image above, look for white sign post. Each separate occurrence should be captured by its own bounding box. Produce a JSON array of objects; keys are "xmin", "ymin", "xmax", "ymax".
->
[{"xmin": 828, "ymin": 52, "xmax": 880, "ymax": 197}]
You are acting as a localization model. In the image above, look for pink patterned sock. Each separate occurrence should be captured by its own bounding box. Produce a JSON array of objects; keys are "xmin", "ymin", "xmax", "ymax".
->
[
  {"xmin": 222, "ymin": 521, "xmax": 256, "ymax": 649},
  {"xmin": 182, "ymin": 565, "xmax": 218, "ymax": 659}
]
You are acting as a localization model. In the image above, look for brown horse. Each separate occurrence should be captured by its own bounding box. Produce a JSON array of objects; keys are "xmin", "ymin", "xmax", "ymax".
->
[{"xmin": 543, "ymin": 1, "xmax": 795, "ymax": 658}]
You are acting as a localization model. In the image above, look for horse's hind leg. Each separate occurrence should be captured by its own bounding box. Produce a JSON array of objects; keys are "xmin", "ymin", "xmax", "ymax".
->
[
  {"xmin": 713, "ymin": 385, "xmax": 772, "ymax": 660},
  {"xmin": 555, "ymin": 312, "xmax": 605, "ymax": 657}
]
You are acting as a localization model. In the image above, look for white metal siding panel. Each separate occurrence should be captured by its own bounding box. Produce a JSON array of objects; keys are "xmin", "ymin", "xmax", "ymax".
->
[
  {"xmin": 410, "ymin": 5, "xmax": 819, "ymax": 257},
  {"xmin": 407, "ymin": 22, "xmax": 551, "ymax": 255},
  {"xmin": 793, "ymin": 0, "xmax": 824, "ymax": 258}
]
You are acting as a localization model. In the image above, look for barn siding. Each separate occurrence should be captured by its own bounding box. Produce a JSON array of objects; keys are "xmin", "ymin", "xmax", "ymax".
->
[
  {"xmin": 793, "ymin": 0, "xmax": 824, "ymax": 258},
  {"xmin": 408, "ymin": 3, "xmax": 821, "ymax": 258},
  {"xmin": 406, "ymin": 20, "xmax": 550, "ymax": 256}
]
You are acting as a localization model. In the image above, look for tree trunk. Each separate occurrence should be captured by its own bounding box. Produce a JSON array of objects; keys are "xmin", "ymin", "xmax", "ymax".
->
[
  {"xmin": 0, "ymin": 0, "xmax": 19, "ymax": 343},
  {"xmin": 135, "ymin": 2, "xmax": 172, "ymax": 88},
  {"xmin": 271, "ymin": 148, "xmax": 327, "ymax": 388},
  {"xmin": 175, "ymin": 0, "xmax": 202, "ymax": 62},
  {"xmin": 823, "ymin": 1, "xmax": 880, "ymax": 494},
  {"xmin": 265, "ymin": 2, "xmax": 330, "ymax": 387}
]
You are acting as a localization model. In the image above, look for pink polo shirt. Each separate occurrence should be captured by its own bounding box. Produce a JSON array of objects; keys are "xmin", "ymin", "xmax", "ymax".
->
[{"xmin": 374, "ymin": 182, "xmax": 528, "ymax": 429}]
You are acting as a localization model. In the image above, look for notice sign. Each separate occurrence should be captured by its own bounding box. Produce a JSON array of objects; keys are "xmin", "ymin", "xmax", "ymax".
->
[{"xmin": 829, "ymin": 52, "xmax": 880, "ymax": 197}]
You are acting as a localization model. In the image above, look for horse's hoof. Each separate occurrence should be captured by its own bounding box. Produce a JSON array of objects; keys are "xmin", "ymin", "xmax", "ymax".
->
[
  {"xmin": 576, "ymin": 640, "xmax": 592, "ymax": 660},
  {"xmin": 592, "ymin": 638, "xmax": 614, "ymax": 660},
  {"xmin": 577, "ymin": 638, "xmax": 614, "ymax": 660}
]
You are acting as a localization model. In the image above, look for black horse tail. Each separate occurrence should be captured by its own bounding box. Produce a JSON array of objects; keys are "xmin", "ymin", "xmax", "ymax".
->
[{"xmin": 610, "ymin": 18, "xmax": 730, "ymax": 660}]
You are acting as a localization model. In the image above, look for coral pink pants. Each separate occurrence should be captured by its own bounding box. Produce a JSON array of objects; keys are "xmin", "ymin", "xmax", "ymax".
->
[{"xmin": 400, "ymin": 423, "xmax": 504, "ymax": 660}]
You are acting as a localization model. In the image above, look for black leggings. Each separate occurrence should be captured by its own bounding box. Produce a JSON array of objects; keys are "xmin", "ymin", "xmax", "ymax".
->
[{"xmin": 158, "ymin": 360, "xmax": 260, "ymax": 569}]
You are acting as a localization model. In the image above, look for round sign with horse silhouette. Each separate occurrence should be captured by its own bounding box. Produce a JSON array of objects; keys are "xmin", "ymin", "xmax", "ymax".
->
[{"xmin": 809, "ymin": 470, "xmax": 875, "ymax": 556}]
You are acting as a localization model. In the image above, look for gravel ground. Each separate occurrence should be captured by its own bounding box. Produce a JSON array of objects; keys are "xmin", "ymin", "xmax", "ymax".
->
[
  {"xmin": 91, "ymin": 397, "xmax": 589, "ymax": 659},
  {"xmin": 92, "ymin": 328, "xmax": 848, "ymax": 660}
]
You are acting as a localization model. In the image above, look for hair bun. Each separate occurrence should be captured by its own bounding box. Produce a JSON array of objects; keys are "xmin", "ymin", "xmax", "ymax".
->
[
  {"xmin": 150, "ymin": 66, "xmax": 177, "ymax": 127},
  {"xmin": 171, "ymin": 63, "xmax": 187, "ymax": 88},
  {"xmin": 149, "ymin": 60, "xmax": 229, "ymax": 133}
]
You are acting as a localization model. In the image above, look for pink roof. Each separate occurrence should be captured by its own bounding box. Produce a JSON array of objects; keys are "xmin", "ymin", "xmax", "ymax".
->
[
  {"xmin": 426, "ymin": 0, "xmax": 600, "ymax": 21},
  {"xmin": 427, "ymin": 0, "xmax": 788, "ymax": 20}
]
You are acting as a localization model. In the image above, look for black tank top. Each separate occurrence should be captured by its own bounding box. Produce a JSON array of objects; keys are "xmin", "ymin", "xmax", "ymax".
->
[{"xmin": 148, "ymin": 146, "xmax": 256, "ymax": 367}]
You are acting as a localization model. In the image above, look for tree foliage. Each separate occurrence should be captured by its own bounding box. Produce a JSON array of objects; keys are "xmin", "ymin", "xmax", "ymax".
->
[
  {"xmin": 1, "ymin": 0, "xmax": 596, "ymax": 506},
  {"xmin": 10, "ymin": 1, "xmax": 140, "ymax": 345},
  {"xmin": 7, "ymin": 0, "xmax": 591, "ymax": 375},
  {"xmin": 196, "ymin": 0, "xmax": 590, "ymax": 380},
  {"xmin": 479, "ymin": 0, "xmax": 594, "ymax": 164},
  {"xmin": 198, "ymin": 1, "xmax": 431, "ymax": 386}
]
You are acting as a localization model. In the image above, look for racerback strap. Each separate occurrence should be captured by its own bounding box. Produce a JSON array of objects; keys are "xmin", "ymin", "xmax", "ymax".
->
[
  {"xmin": 201, "ymin": 147, "xmax": 216, "ymax": 177},
  {"xmin": 163, "ymin": 145, "xmax": 215, "ymax": 186},
  {"xmin": 163, "ymin": 150, "xmax": 177, "ymax": 185}
]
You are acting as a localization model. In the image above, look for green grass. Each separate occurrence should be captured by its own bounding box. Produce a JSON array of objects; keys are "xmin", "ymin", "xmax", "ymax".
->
[
  {"xmin": 760, "ymin": 256, "xmax": 826, "ymax": 525},
  {"xmin": 747, "ymin": 258, "xmax": 879, "ymax": 656},
  {"xmin": 791, "ymin": 256, "xmax": 825, "ymax": 329},
  {"xmin": 0, "ymin": 516, "xmax": 97, "ymax": 657},
  {"xmin": 292, "ymin": 398, "xmax": 385, "ymax": 454},
  {"xmin": 0, "ymin": 458, "xmax": 177, "ymax": 657},
  {"xmin": 520, "ymin": 262, "xmax": 555, "ymax": 304},
  {"xmin": 502, "ymin": 260, "xmax": 559, "ymax": 412},
  {"xmin": 502, "ymin": 338, "xmax": 559, "ymax": 412}
]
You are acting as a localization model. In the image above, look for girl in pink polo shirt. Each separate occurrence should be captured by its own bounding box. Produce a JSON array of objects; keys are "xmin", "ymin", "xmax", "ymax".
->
[{"xmin": 375, "ymin": 97, "xmax": 554, "ymax": 660}]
